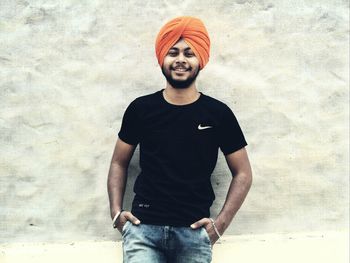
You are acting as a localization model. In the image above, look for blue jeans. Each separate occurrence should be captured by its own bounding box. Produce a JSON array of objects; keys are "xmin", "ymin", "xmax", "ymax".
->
[{"xmin": 122, "ymin": 221, "xmax": 212, "ymax": 263}]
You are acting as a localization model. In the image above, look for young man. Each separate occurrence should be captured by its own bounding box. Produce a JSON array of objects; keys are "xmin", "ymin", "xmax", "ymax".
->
[{"xmin": 107, "ymin": 16, "xmax": 252, "ymax": 263}]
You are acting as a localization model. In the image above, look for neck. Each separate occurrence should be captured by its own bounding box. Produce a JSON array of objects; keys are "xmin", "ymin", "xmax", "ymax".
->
[{"xmin": 163, "ymin": 82, "xmax": 200, "ymax": 105}]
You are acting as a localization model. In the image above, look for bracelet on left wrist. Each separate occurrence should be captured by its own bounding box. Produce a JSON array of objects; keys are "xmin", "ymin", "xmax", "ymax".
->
[{"xmin": 209, "ymin": 218, "xmax": 222, "ymax": 238}]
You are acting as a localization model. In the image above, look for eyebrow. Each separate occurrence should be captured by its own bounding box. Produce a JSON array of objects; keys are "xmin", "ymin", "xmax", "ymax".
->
[{"xmin": 169, "ymin": 47, "xmax": 192, "ymax": 51}]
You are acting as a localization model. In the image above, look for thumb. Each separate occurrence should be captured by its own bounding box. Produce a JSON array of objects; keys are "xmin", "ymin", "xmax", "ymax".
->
[{"xmin": 190, "ymin": 218, "xmax": 210, "ymax": 229}]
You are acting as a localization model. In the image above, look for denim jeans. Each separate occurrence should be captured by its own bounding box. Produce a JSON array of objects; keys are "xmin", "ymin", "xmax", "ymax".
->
[{"xmin": 122, "ymin": 221, "xmax": 212, "ymax": 263}]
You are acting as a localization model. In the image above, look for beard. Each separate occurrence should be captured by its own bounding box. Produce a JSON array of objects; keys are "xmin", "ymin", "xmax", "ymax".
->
[{"xmin": 161, "ymin": 65, "xmax": 200, "ymax": 89}]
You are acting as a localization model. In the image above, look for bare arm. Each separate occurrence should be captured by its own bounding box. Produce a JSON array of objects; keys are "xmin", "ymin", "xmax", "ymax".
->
[
  {"xmin": 191, "ymin": 147, "xmax": 252, "ymax": 245},
  {"xmin": 107, "ymin": 138, "xmax": 136, "ymax": 219},
  {"xmin": 215, "ymin": 147, "xmax": 252, "ymax": 233}
]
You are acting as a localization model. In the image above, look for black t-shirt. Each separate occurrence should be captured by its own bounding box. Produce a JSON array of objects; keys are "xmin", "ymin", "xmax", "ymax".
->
[{"xmin": 118, "ymin": 89, "xmax": 247, "ymax": 226}]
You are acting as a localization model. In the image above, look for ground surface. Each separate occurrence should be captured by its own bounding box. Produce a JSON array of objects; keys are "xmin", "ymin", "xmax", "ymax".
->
[{"xmin": 1, "ymin": 231, "xmax": 348, "ymax": 263}]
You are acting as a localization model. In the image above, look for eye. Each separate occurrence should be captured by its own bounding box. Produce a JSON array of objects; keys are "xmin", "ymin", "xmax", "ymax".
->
[
  {"xmin": 167, "ymin": 50, "xmax": 178, "ymax": 57},
  {"xmin": 185, "ymin": 52, "xmax": 195, "ymax": 57}
]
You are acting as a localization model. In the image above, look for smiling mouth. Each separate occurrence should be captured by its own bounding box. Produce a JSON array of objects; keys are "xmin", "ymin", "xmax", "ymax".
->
[{"xmin": 172, "ymin": 67, "xmax": 189, "ymax": 72}]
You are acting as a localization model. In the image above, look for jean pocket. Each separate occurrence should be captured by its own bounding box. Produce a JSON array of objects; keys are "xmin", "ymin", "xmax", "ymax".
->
[
  {"xmin": 201, "ymin": 227, "xmax": 212, "ymax": 247},
  {"xmin": 122, "ymin": 221, "xmax": 131, "ymax": 235}
]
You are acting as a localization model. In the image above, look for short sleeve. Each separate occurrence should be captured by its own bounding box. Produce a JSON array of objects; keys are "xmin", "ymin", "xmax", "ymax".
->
[
  {"xmin": 217, "ymin": 104, "xmax": 248, "ymax": 155},
  {"xmin": 118, "ymin": 100, "xmax": 141, "ymax": 146}
]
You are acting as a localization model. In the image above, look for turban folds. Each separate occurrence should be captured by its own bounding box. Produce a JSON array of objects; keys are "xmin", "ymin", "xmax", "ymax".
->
[{"xmin": 155, "ymin": 16, "xmax": 210, "ymax": 70}]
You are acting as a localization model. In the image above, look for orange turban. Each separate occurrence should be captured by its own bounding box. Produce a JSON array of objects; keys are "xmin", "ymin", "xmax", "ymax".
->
[{"xmin": 155, "ymin": 16, "xmax": 210, "ymax": 70}]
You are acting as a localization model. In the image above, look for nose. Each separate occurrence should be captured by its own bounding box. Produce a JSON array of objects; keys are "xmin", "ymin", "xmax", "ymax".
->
[{"xmin": 175, "ymin": 52, "xmax": 186, "ymax": 63}]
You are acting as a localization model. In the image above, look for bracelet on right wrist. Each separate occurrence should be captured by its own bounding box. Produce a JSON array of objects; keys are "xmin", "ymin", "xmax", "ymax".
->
[{"xmin": 112, "ymin": 209, "xmax": 124, "ymax": 228}]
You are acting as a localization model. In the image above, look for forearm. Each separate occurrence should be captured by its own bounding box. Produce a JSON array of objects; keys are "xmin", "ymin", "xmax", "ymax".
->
[
  {"xmin": 107, "ymin": 162, "xmax": 128, "ymax": 219},
  {"xmin": 215, "ymin": 171, "xmax": 252, "ymax": 233}
]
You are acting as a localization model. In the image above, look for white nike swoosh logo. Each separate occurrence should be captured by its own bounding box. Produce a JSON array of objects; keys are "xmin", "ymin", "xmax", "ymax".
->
[{"xmin": 198, "ymin": 124, "xmax": 213, "ymax": 130}]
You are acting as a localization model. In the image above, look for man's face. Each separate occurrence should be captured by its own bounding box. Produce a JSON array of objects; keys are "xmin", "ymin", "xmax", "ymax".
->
[{"xmin": 161, "ymin": 38, "xmax": 200, "ymax": 89}]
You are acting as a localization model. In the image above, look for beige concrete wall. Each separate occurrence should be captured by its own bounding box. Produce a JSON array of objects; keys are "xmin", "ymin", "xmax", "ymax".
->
[{"xmin": 0, "ymin": 0, "xmax": 348, "ymax": 243}]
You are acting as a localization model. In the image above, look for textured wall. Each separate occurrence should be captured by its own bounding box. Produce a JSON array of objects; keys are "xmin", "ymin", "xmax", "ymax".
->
[{"xmin": 0, "ymin": 0, "xmax": 349, "ymax": 243}]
